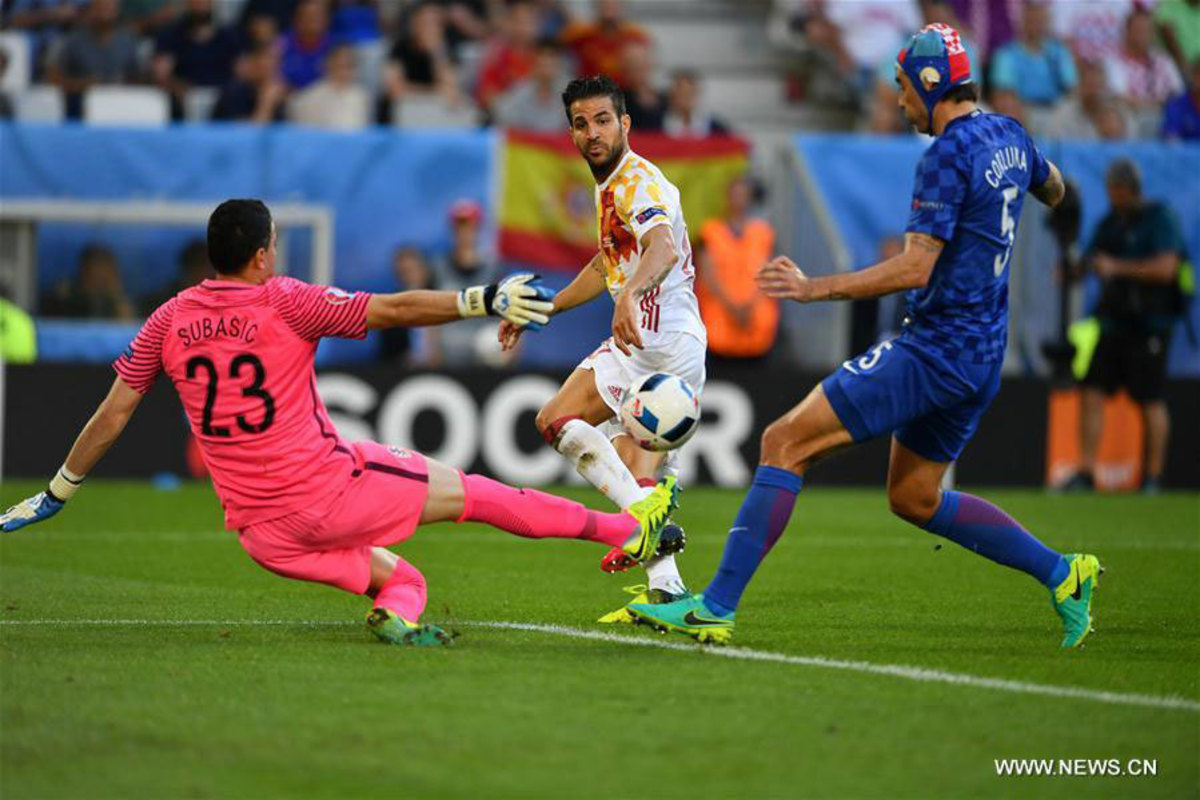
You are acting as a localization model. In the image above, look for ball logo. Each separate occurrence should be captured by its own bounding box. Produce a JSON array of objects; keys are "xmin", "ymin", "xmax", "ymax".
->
[{"xmin": 619, "ymin": 372, "xmax": 701, "ymax": 453}]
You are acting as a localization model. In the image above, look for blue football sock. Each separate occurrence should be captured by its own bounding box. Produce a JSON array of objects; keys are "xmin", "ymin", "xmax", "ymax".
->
[
  {"xmin": 703, "ymin": 466, "xmax": 803, "ymax": 615},
  {"xmin": 922, "ymin": 491, "xmax": 1068, "ymax": 587}
]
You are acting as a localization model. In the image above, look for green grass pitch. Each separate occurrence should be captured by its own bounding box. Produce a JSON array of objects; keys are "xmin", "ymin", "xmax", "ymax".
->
[{"xmin": 2, "ymin": 479, "xmax": 1197, "ymax": 798}]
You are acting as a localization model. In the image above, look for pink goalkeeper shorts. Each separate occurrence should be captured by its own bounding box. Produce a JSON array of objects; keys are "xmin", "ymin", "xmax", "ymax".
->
[{"xmin": 238, "ymin": 441, "xmax": 429, "ymax": 595}]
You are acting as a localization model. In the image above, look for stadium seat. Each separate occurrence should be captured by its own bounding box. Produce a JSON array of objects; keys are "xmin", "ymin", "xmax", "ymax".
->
[
  {"xmin": 183, "ymin": 87, "xmax": 219, "ymax": 122},
  {"xmin": 1129, "ymin": 108, "xmax": 1163, "ymax": 141},
  {"xmin": 0, "ymin": 31, "xmax": 31, "ymax": 93},
  {"xmin": 83, "ymin": 86, "xmax": 170, "ymax": 127},
  {"xmin": 13, "ymin": 85, "xmax": 65, "ymax": 123},
  {"xmin": 455, "ymin": 41, "xmax": 486, "ymax": 96},
  {"xmin": 704, "ymin": 73, "xmax": 786, "ymax": 118},
  {"xmin": 353, "ymin": 40, "xmax": 387, "ymax": 97},
  {"xmin": 1024, "ymin": 106, "xmax": 1056, "ymax": 139},
  {"xmin": 645, "ymin": 18, "xmax": 774, "ymax": 71},
  {"xmin": 393, "ymin": 95, "xmax": 479, "ymax": 129}
]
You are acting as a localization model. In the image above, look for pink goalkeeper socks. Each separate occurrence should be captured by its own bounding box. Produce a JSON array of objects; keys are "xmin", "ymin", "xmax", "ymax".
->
[
  {"xmin": 374, "ymin": 557, "xmax": 428, "ymax": 622},
  {"xmin": 457, "ymin": 473, "xmax": 636, "ymax": 547}
]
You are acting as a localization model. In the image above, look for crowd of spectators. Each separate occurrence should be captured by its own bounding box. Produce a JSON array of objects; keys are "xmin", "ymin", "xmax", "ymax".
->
[
  {"xmin": 4, "ymin": 0, "xmax": 1194, "ymax": 139},
  {"xmin": 8, "ymin": 0, "xmax": 1198, "ymax": 369},
  {"xmin": 775, "ymin": 0, "xmax": 1200, "ymax": 141},
  {"xmin": 0, "ymin": 0, "xmax": 735, "ymax": 135},
  {"xmin": 39, "ymin": 241, "xmax": 139, "ymax": 319},
  {"xmin": 38, "ymin": 237, "xmax": 211, "ymax": 320},
  {"xmin": 36, "ymin": 200, "xmax": 518, "ymax": 366}
]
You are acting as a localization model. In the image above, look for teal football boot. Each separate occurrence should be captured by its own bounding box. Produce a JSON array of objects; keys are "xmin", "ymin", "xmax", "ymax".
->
[
  {"xmin": 366, "ymin": 608, "xmax": 454, "ymax": 647},
  {"xmin": 1050, "ymin": 553, "xmax": 1103, "ymax": 648},
  {"xmin": 628, "ymin": 593, "xmax": 735, "ymax": 645}
]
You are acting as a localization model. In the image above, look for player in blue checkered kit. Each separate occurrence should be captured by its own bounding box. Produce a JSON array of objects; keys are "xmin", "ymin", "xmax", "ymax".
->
[{"xmin": 630, "ymin": 24, "xmax": 1103, "ymax": 649}]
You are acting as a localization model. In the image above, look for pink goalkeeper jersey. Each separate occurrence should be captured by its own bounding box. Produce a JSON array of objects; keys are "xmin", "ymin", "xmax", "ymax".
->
[{"xmin": 113, "ymin": 277, "xmax": 372, "ymax": 529}]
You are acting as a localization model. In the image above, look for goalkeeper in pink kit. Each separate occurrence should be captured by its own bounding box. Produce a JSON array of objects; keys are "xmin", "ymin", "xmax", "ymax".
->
[{"xmin": 1, "ymin": 199, "xmax": 678, "ymax": 646}]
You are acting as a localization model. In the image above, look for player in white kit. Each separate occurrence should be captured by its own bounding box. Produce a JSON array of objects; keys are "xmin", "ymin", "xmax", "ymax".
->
[{"xmin": 500, "ymin": 75, "xmax": 708, "ymax": 622}]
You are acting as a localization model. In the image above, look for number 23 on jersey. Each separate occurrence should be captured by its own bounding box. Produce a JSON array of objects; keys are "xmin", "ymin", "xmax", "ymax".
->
[{"xmin": 185, "ymin": 353, "xmax": 276, "ymax": 437}]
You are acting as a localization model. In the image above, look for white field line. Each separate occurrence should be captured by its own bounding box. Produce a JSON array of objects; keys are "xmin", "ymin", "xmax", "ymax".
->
[
  {"xmin": 0, "ymin": 617, "xmax": 1196, "ymax": 714},
  {"xmin": 6, "ymin": 531, "xmax": 1198, "ymax": 551},
  {"xmin": 467, "ymin": 622, "xmax": 1200, "ymax": 714}
]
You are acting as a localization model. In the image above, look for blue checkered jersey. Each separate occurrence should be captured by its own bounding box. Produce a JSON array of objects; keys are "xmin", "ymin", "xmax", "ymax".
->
[{"xmin": 903, "ymin": 110, "xmax": 1050, "ymax": 363}]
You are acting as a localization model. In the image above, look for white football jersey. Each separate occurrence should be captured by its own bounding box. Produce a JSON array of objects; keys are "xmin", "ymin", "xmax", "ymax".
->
[{"xmin": 594, "ymin": 149, "xmax": 707, "ymax": 347}]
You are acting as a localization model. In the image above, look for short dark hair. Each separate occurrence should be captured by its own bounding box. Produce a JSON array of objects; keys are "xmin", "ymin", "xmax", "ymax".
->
[
  {"xmin": 1125, "ymin": 6, "xmax": 1151, "ymax": 28},
  {"xmin": 943, "ymin": 82, "xmax": 979, "ymax": 104},
  {"xmin": 1106, "ymin": 158, "xmax": 1141, "ymax": 194},
  {"xmin": 562, "ymin": 74, "xmax": 626, "ymax": 122},
  {"xmin": 245, "ymin": 39, "xmax": 273, "ymax": 58},
  {"xmin": 180, "ymin": 239, "xmax": 209, "ymax": 271},
  {"xmin": 80, "ymin": 242, "xmax": 116, "ymax": 267},
  {"xmin": 207, "ymin": 199, "xmax": 272, "ymax": 274}
]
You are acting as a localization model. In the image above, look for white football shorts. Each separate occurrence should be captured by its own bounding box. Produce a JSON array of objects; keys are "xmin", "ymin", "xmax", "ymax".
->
[{"xmin": 578, "ymin": 330, "xmax": 707, "ymax": 451}]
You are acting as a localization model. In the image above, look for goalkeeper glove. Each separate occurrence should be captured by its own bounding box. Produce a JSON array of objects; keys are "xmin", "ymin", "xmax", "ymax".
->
[
  {"xmin": 457, "ymin": 273, "xmax": 556, "ymax": 331},
  {"xmin": 1, "ymin": 491, "xmax": 65, "ymax": 532},
  {"xmin": 0, "ymin": 465, "xmax": 82, "ymax": 532}
]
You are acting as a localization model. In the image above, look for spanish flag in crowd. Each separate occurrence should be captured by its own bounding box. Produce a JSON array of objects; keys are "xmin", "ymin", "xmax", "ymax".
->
[{"xmin": 499, "ymin": 131, "xmax": 750, "ymax": 269}]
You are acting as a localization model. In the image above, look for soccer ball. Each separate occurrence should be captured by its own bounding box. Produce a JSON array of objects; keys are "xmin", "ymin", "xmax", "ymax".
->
[{"xmin": 619, "ymin": 373, "xmax": 701, "ymax": 452}]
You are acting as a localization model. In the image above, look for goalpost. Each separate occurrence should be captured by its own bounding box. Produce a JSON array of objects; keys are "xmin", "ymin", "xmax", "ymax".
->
[
  {"xmin": 0, "ymin": 199, "xmax": 336, "ymax": 482},
  {"xmin": 0, "ymin": 200, "xmax": 335, "ymax": 309}
]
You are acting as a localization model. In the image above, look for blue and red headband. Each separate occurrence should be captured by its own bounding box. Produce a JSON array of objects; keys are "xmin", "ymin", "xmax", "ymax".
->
[{"xmin": 896, "ymin": 23, "xmax": 973, "ymax": 126}]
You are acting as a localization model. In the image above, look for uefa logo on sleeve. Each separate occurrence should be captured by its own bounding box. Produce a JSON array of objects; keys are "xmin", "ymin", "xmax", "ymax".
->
[
  {"xmin": 324, "ymin": 287, "xmax": 353, "ymax": 305},
  {"xmin": 387, "ymin": 446, "xmax": 414, "ymax": 461}
]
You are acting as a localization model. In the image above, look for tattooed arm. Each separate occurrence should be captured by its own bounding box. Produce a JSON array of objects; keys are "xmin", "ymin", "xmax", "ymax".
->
[
  {"xmin": 756, "ymin": 233, "xmax": 944, "ymax": 304},
  {"xmin": 1030, "ymin": 161, "xmax": 1066, "ymax": 208},
  {"xmin": 612, "ymin": 224, "xmax": 678, "ymax": 355}
]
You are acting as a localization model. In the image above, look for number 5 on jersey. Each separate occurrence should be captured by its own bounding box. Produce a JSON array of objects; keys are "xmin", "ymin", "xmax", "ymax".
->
[
  {"xmin": 842, "ymin": 340, "xmax": 894, "ymax": 375},
  {"xmin": 994, "ymin": 185, "xmax": 1018, "ymax": 277}
]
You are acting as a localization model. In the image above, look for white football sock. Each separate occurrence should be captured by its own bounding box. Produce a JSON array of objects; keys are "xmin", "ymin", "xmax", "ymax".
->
[
  {"xmin": 645, "ymin": 554, "xmax": 686, "ymax": 594},
  {"xmin": 644, "ymin": 457, "xmax": 686, "ymax": 593},
  {"xmin": 556, "ymin": 420, "xmax": 688, "ymax": 593},
  {"xmin": 555, "ymin": 419, "xmax": 644, "ymax": 508}
]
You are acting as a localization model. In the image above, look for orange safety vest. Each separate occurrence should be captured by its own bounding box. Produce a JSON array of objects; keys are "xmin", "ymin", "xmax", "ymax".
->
[{"xmin": 696, "ymin": 217, "xmax": 778, "ymax": 358}]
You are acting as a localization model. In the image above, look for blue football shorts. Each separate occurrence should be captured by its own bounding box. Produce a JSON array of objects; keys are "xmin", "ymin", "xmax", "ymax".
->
[{"xmin": 821, "ymin": 336, "xmax": 1002, "ymax": 463}]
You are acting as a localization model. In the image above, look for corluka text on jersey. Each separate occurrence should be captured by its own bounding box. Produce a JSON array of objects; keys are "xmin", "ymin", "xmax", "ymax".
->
[{"xmin": 984, "ymin": 146, "xmax": 1028, "ymax": 189}]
